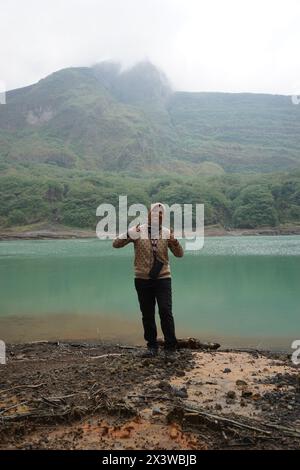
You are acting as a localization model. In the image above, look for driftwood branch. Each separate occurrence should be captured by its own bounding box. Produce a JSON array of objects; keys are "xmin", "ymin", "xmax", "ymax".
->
[
  {"xmin": 182, "ymin": 405, "xmax": 271, "ymax": 435},
  {"xmin": 0, "ymin": 383, "xmax": 46, "ymax": 395},
  {"xmin": 0, "ymin": 401, "xmax": 29, "ymax": 416},
  {"xmin": 117, "ymin": 338, "xmax": 220, "ymax": 351},
  {"xmin": 158, "ymin": 338, "xmax": 220, "ymax": 350},
  {"xmin": 89, "ymin": 353, "xmax": 124, "ymax": 359},
  {"xmin": 177, "ymin": 402, "xmax": 300, "ymax": 438}
]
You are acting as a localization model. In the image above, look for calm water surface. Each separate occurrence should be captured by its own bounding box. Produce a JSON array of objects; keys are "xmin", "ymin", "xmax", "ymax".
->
[{"xmin": 0, "ymin": 236, "xmax": 299, "ymax": 350}]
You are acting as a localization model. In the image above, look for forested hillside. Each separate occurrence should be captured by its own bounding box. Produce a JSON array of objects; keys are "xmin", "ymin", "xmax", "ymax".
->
[
  {"xmin": 1, "ymin": 61, "xmax": 300, "ymax": 173},
  {"xmin": 0, "ymin": 61, "xmax": 300, "ymax": 230}
]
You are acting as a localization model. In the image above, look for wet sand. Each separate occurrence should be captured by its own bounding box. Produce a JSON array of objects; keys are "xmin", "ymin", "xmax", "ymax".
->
[{"xmin": 0, "ymin": 313, "xmax": 294, "ymax": 351}]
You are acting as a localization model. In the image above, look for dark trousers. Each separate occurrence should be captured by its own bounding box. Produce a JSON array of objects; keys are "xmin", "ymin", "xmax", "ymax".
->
[{"xmin": 134, "ymin": 278, "xmax": 177, "ymax": 350}]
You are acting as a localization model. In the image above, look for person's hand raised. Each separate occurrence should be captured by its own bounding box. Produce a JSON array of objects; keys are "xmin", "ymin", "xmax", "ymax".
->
[
  {"xmin": 127, "ymin": 223, "xmax": 141, "ymax": 240},
  {"xmin": 169, "ymin": 228, "xmax": 179, "ymax": 244}
]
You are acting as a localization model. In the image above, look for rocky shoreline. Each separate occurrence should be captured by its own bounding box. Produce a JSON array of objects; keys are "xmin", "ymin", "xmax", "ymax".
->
[
  {"xmin": 1, "ymin": 224, "xmax": 300, "ymax": 241},
  {"xmin": 0, "ymin": 341, "xmax": 299, "ymax": 450}
]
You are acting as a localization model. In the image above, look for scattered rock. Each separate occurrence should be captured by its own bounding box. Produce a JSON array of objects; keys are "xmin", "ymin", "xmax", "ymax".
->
[
  {"xmin": 152, "ymin": 406, "xmax": 163, "ymax": 416},
  {"xmin": 169, "ymin": 426, "xmax": 179, "ymax": 439},
  {"xmin": 158, "ymin": 380, "xmax": 171, "ymax": 391},
  {"xmin": 16, "ymin": 354, "xmax": 25, "ymax": 360},
  {"xmin": 176, "ymin": 370, "xmax": 185, "ymax": 377},
  {"xmin": 242, "ymin": 390, "xmax": 253, "ymax": 398},
  {"xmin": 150, "ymin": 387, "xmax": 164, "ymax": 394},
  {"xmin": 226, "ymin": 398, "xmax": 235, "ymax": 405},
  {"xmin": 236, "ymin": 379, "xmax": 248, "ymax": 388},
  {"xmin": 252, "ymin": 393, "xmax": 261, "ymax": 401},
  {"xmin": 261, "ymin": 404, "xmax": 271, "ymax": 412},
  {"xmin": 171, "ymin": 386, "xmax": 188, "ymax": 398},
  {"xmin": 226, "ymin": 390, "xmax": 236, "ymax": 400},
  {"xmin": 223, "ymin": 368, "xmax": 231, "ymax": 374}
]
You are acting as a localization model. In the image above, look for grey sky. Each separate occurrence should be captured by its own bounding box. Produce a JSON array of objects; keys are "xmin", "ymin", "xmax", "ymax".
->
[{"xmin": 1, "ymin": 0, "xmax": 300, "ymax": 94}]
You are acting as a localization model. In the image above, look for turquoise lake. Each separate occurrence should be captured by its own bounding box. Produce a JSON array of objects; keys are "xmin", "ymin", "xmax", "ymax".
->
[{"xmin": 0, "ymin": 236, "xmax": 299, "ymax": 350}]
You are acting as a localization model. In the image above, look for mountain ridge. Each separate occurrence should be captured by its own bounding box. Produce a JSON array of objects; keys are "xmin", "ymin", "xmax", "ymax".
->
[{"xmin": 1, "ymin": 60, "xmax": 300, "ymax": 173}]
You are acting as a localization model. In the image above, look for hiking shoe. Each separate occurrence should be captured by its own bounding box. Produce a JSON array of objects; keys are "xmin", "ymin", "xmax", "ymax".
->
[
  {"xmin": 138, "ymin": 348, "xmax": 159, "ymax": 358},
  {"xmin": 164, "ymin": 349, "xmax": 178, "ymax": 361}
]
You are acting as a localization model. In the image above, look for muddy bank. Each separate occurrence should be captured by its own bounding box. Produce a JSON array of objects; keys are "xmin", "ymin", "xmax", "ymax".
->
[{"xmin": 0, "ymin": 341, "xmax": 299, "ymax": 450}]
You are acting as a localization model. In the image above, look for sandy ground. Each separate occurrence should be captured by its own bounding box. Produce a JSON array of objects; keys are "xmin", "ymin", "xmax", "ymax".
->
[
  {"xmin": 171, "ymin": 351, "xmax": 300, "ymax": 418},
  {"xmin": 0, "ymin": 342, "xmax": 299, "ymax": 450}
]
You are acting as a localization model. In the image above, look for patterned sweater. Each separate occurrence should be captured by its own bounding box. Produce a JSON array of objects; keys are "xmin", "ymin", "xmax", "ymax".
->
[{"xmin": 112, "ymin": 224, "xmax": 184, "ymax": 279}]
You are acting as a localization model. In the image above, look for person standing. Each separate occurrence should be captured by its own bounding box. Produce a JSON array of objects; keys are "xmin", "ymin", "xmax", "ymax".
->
[{"xmin": 113, "ymin": 203, "xmax": 184, "ymax": 359}]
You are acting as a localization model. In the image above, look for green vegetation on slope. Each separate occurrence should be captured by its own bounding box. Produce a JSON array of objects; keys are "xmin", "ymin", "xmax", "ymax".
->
[
  {"xmin": 168, "ymin": 92, "xmax": 300, "ymax": 172},
  {"xmin": 1, "ymin": 61, "xmax": 300, "ymax": 173},
  {"xmin": 0, "ymin": 164, "xmax": 299, "ymax": 230},
  {"xmin": 0, "ymin": 61, "xmax": 299, "ymax": 230}
]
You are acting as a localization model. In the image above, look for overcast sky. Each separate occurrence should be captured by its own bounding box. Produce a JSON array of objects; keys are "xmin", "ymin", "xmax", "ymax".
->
[{"xmin": 1, "ymin": 0, "xmax": 300, "ymax": 94}]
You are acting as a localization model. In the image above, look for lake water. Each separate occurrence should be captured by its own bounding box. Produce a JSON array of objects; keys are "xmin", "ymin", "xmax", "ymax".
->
[{"xmin": 0, "ymin": 236, "xmax": 299, "ymax": 350}]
